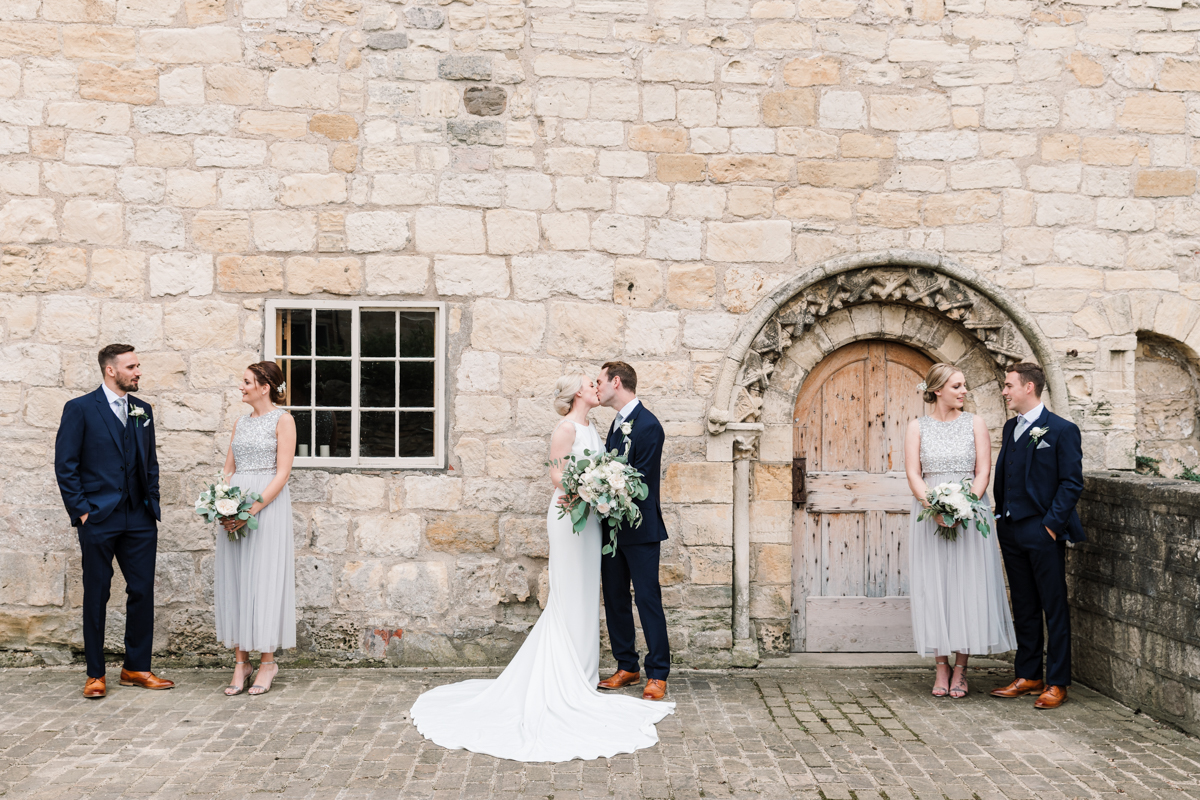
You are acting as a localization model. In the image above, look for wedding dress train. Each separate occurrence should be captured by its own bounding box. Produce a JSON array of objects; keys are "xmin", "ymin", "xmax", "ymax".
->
[{"xmin": 410, "ymin": 421, "xmax": 674, "ymax": 762}]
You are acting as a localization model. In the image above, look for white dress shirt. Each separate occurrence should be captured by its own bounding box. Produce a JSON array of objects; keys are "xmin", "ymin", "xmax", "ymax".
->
[
  {"xmin": 614, "ymin": 398, "xmax": 640, "ymax": 428},
  {"xmin": 1012, "ymin": 401, "xmax": 1045, "ymax": 441},
  {"xmin": 101, "ymin": 383, "xmax": 128, "ymax": 427}
]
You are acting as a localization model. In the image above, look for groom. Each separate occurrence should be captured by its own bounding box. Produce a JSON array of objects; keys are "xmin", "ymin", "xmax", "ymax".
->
[
  {"xmin": 54, "ymin": 344, "xmax": 173, "ymax": 698},
  {"xmin": 990, "ymin": 362, "xmax": 1084, "ymax": 710},
  {"xmin": 595, "ymin": 361, "xmax": 671, "ymax": 701}
]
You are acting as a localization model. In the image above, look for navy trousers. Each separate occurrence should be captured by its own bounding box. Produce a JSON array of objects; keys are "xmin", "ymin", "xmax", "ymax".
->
[
  {"xmin": 600, "ymin": 541, "xmax": 670, "ymax": 680},
  {"xmin": 997, "ymin": 515, "xmax": 1071, "ymax": 687},
  {"xmin": 78, "ymin": 500, "xmax": 158, "ymax": 678}
]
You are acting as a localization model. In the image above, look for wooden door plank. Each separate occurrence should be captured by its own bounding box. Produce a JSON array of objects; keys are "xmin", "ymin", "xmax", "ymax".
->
[
  {"xmin": 791, "ymin": 508, "xmax": 820, "ymax": 651},
  {"xmin": 886, "ymin": 511, "xmax": 910, "ymax": 596},
  {"xmin": 885, "ymin": 356, "xmax": 931, "ymax": 475},
  {"xmin": 822, "ymin": 513, "xmax": 864, "ymax": 597},
  {"xmin": 805, "ymin": 596, "xmax": 914, "ymax": 652},
  {"xmin": 805, "ymin": 472, "xmax": 912, "ymax": 512},
  {"xmin": 866, "ymin": 342, "xmax": 888, "ymax": 474},
  {"xmin": 864, "ymin": 510, "xmax": 887, "ymax": 598},
  {"xmin": 821, "ymin": 361, "xmax": 866, "ymax": 472}
]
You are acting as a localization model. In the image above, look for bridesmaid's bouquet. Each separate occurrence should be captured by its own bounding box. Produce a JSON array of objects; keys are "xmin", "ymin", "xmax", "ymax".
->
[
  {"xmin": 918, "ymin": 479, "xmax": 992, "ymax": 542},
  {"xmin": 549, "ymin": 429, "xmax": 649, "ymax": 556},
  {"xmin": 195, "ymin": 475, "xmax": 263, "ymax": 542}
]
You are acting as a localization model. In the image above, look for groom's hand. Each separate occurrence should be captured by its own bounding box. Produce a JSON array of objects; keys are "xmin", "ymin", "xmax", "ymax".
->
[
  {"xmin": 1045, "ymin": 526, "xmax": 1057, "ymax": 540},
  {"xmin": 78, "ymin": 513, "xmax": 88, "ymax": 525},
  {"xmin": 557, "ymin": 493, "xmax": 578, "ymax": 510}
]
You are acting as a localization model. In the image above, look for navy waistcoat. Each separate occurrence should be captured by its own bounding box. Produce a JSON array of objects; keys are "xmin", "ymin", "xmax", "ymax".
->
[{"xmin": 1002, "ymin": 430, "xmax": 1039, "ymax": 523}]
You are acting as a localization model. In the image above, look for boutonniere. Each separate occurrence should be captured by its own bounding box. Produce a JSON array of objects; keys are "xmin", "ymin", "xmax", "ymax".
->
[
  {"xmin": 1026, "ymin": 426, "xmax": 1048, "ymax": 449},
  {"xmin": 128, "ymin": 405, "xmax": 149, "ymax": 428},
  {"xmin": 620, "ymin": 421, "xmax": 632, "ymax": 437}
]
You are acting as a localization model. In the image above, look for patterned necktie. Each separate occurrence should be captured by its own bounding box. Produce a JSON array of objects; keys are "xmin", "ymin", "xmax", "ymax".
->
[
  {"xmin": 1014, "ymin": 415, "xmax": 1029, "ymax": 441},
  {"xmin": 116, "ymin": 397, "xmax": 128, "ymax": 427}
]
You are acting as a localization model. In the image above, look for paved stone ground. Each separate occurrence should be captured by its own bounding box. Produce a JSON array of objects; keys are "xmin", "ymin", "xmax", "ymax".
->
[{"xmin": 2, "ymin": 665, "xmax": 1198, "ymax": 800}]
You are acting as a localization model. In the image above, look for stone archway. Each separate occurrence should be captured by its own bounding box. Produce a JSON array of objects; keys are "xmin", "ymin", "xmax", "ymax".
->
[{"xmin": 705, "ymin": 249, "xmax": 1066, "ymax": 656}]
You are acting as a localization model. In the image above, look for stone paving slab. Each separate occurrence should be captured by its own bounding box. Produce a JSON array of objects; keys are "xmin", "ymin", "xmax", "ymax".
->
[{"xmin": 1, "ymin": 665, "xmax": 1198, "ymax": 800}]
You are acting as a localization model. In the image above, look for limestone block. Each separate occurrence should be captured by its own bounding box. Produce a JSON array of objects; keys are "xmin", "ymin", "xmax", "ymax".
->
[
  {"xmin": 949, "ymin": 160, "xmax": 1022, "ymax": 189},
  {"xmin": 270, "ymin": 142, "xmax": 329, "ymax": 173},
  {"xmin": 533, "ymin": 79, "xmax": 588, "ymax": 119},
  {"xmin": 775, "ymin": 185, "xmax": 854, "ymax": 220},
  {"xmin": 709, "ymin": 155, "xmax": 791, "ymax": 182},
  {"xmin": 117, "ymin": 166, "xmax": 165, "ymax": 203},
  {"xmin": 590, "ymin": 80, "xmax": 639, "ymax": 121},
  {"xmin": 78, "ymin": 62, "xmax": 156, "ymax": 105},
  {"xmin": 100, "ymin": 302, "xmax": 163, "ymax": 350},
  {"xmin": 332, "ymin": 474, "xmax": 387, "ymax": 509},
  {"xmin": 431, "ymin": 255, "xmax": 506, "ymax": 298},
  {"xmin": 157, "ymin": 392, "xmax": 223, "ymax": 431},
  {"xmin": 682, "ymin": 312, "xmax": 738, "ymax": 350},
  {"xmin": 667, "ymin": 262, "xmax": 716, "ymax": 309},
  {"xmin": 1052, "ymin": 230, "xmax": 1125, "ymax": 268},
  {"xmin": 922, "ymin": 190, "xmax": 1000, "ymax": 225},
  {"xmin": 983, "ymin": 87, "xmax": 1060, "ymax": 129},
  {"xmin": 591, "ymin": 214, "xmax": 645, "ymax": 255},
  {"xmin": 500, "ymin": 516, "xmax": 548, "ymax": 559},
  {"xmin": 162, "ymin": 169, "xmax": 215, "ymax": 208},
  {"xmin": 40, "ymin": 164, "xmax": 112, "ymax": 197},
  {"xmin": 149, "ymin": 253, "xmax": 213, "ymax": 297},
  {"xmin": 857, "ymin": 191, "xmax": 920, "ymax": 228},
  {"xmin": 0, "ymin": 343, "xmax": 57, "ymax": 386},
  {"xmin": 372, "ymin": 173, "xmax": 434, "ymax": 207},
  {"xmin": 501, "ymin": 357, "xmax": 562, "ymax": 397},
  {"xmin": 362, "ymin": 255, "xmax": 427, "ymax": 296},
  {"xmin": 252, "ymin": 211, "xmax": 317, "ymax": 252},
  {"xmin": 546, "ymin": 301, "xmax": 623, "ymax": 358},
  {"xmin": 64, "ymin": 132, "xmax": 134, "ymax": 166},
  {"xmin": 22, "ymin": 386, "xmax": 78, "ymax": 428},
  {"xmin": 1119, "ymin": 93, "xmax": 1185, "ymax": 134},
  {"xmin": 62, "ymin": 26, "xmax": 137, "ymax": 62},
  {"xmin": 160, "ymin": 67, "xmax": 204, "ymax": 106},
  {"xmin": 141, "ymin": 27, "xmax": 242, "ymax": 64},
  {"xmin": 193, "ymin": 210, "xmax": 249, "ymax": 251},
  {"xmin": 673, "ymin": 185, "xmax": 726, "ymax": 219},
  {"xmin": 642, "ymin": 50, "xmax": 714, "ymax": 82},
  {"xmin": 1026, "ymin": 163, "xmax": 1082, "ymax": 193},
  {"xmin": 386, "ymin": 562, "xmax": 449, "ymax": 617},
  {"xmin": 511, "ymin": 252, "xmax": 613, "ymax": 302},
  {"xmin": 342, "ymin": 210, "xmax": 409, "ymax": 253},
  {"xmin": 762, "ymin": 89, "xmax": 816, "ymax": 128},
  {"xmin": 134, "ymin": 107, "xmax": 235, "ymax": 136},
  {"xmin": 615, "ymin": 182, "xmax": 669, "ymax": 217},
  {"xmin": 470, "ymin": 299, "xmax": 545, "ymax": 353},
  {"xmin": 870, "ymin": 94, "xmax": 951, "ymax": 131},
  {"xmin": 540, "ymin": 212, "xmax": 589, "ymax": 251},
  {"xmin": 610, "ymin": 257, "xmax": 661, "ymax": 309},
  {"xmin": 0, "ymin": 198, "xmax": 56, "ymax": 243},
  {"xmin": 504, "ymin": 173, "xmax": 553, "ymax": 210},
  {"xmin": 1096, "ymin": 198, "xmax": 1155, "ymax": 232},
  {"xmin": 456, "ymin": 350, "xmax": 500, "ymax": 394},
  {"xmin": 194, "ymin": 137, "xmax": 266, "ymax": 168},
  {"xmin": 454, "ymin": 437, "xmax": 486, "ymax": 477},
  {"xmin": 39, "ymin": 296, "xmax": 99, "ymax": 345},
  {"xmin": 116, "ymin": 0, "xmax": 180, "ymax": 25},
  {"xmin": 555, "ymin": 177, "xmax": 611, "ymax": 211},
  {"xmin": 414, "ymin": 207, "xmax": 485, "ymax": 254},
  {"xmin": 162, "ymin": 298, "xmax": 238, "ymax": 350},
  {"xmin": 0, "ymin": 161, "xmax": 37, "ymax": 195},
  {"xmin": 285, "ymin": 256, "xmax": 361, "ymax": 295},
  {"xmin": 214, "ymin": 171, "xmax": 276, "ymax": 210},
  {"xmin": 1063, "ymin": 89, "xmax": 1115, "ymax": 131},
  {"xmin": 61, "ymin": 198, "xmax": 123, "ymax": 245},
  {"xmin": 425, "ymin": 514, "xmax": 499, "ymax": 553},
  {"xmin": 1034, "ymin": 194, "xmax": 1093, "ymax": 227},
  {"xmin": 754, "ymin": 21, "xmax": 813, "ymax": 49},
  {"xmin": 706, "ymin": 220, "xmax": 792, "ymax": 263},
  {"xmin": 484, "ymin": 209, "xmax": 539, "ymax": 255},
  {"xmin": 355, "ymin": 514, "xmax": 421, "ymax": 557},
  {"xmin": 797, "ymin": 160, "xmax": 878, "ymax": 189},
  {"xmin": 438, "ymin": 174, "xmax": 502, "ymax": 208},
  {"xmin": 646, "ymin": 218, "xmax": 702, "ymax": 260},
  {"xmin": 126, "ymin": 206, "xmax": 185, "ymax": 249},
  {"xmin": 47, "ymin": 101, "xmax": 130, "ymax": 135},
  {"xmin": 1003, "ymin": 228, "xmax": 1054, "ymax": 265},
  {"xmin": 90, "ymin": 249, "xmax": 146, "ymax": 298},
  {"xmin": 205, "ymin": 65, "xmax": 264, "ymax": 106},
  {"xmin": 1134, "ymin": 169, "xmax": 1196, "ymax": 198},
  {"xmin": 484, "ymin": 438, "xmax": 546, "ymax": 480},
  {"xmin": 663, "ymin": 462, "xmax": 733, "ymax": 504},
  {"xmin": 238, "ymin": 110, "xmax": 306, "ymax": 138},
  {"xmin": 454, "ymin": 394, "xmax": 512, "ymax": 433},
  {"xmin": 625, "ymin": 310, "xmax": 679, "ymax": 356}
]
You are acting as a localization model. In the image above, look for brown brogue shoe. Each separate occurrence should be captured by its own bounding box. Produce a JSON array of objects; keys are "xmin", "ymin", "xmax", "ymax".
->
[
  {"xmin": 83, "ymin": 676, "xmax": 106, "ymax": 699},
  {"xmin": 642, "ymin": 679, "xmax": 667, "ymax": 701},
  {"xmin": 990, "ymin": 678, "xmax": 1045, "ymax": 698},
  {"xmin": 597, "ymin": 670, "xmax": 640, "ymax": 690},
  {"xmin": 119, "ymin": 669, "xmax": 175, "ymax": 690},
  {"xmin": 1034, "ymin": 686, "xmax": 1068, "ymax": 710}
]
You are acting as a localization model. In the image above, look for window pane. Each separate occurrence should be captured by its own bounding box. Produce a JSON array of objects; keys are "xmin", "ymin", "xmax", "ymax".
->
[
  {"xmin": 361, "ymin": 311, "xmax": 396, "ymax": 358},
  {"xmin": 278, "ymin": 358, "xmax": 312, "ymax": 407},
  {"xmin": 279, "ymin": 309, "xmax": 312, "ymax": 357},
  {"xmin": 398, "ymin": 411, "xmax": 435, "ymax": 457},
  {"xmin": 316, "ymin": 309, "xmax": 352, "ymax": 357},
  {"xmin": 315, "ymin": 410, "xmax": 351, "ymax": 458},
  {"xmin": 315, "ymin": 360, "xmax": 351, "ymax": 406},
  {"xmin": 397, "ymin": 312, "xmax": 435, "ymax": 358},
  {"xmin": 397, "ymin": 362, "xmax": 435, "ymax": 408},
  {"xmin": 292, "ymin": 410, "xmax": 312, "ymax": 457},
  {"xmin": 360, "ymin": 411, "xmax": 395, "ymax": 458},
  {"xmin": 361, "ymin": 361, "xmax": 396, "ymax": 408}
]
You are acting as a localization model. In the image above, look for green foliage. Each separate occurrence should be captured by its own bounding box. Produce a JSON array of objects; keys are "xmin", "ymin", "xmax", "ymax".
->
[
  {"xmin": 1176, "ymin": 465, "xmax": 1200, "ymax": 483},
  {"xmin": 1135, "ymin": 455, "xmax": 1163, "ymax": 477}
]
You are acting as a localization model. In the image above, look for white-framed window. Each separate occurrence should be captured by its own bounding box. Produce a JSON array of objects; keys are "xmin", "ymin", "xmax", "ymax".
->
[{"xmin": 264, "ymin": 300, "xmax": 446, "ymax": 469}]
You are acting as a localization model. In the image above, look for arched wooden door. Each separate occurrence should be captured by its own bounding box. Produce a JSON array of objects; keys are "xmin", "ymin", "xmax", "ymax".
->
[{"xmin": 792, "ymin": 341, "xmax": 932, "ymax": 652}]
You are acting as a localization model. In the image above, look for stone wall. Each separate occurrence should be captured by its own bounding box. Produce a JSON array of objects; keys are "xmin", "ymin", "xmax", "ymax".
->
[
  {"xmin": 5, "ymin": 0, "xmax": 1200, "ymax": 663},
  {"xmin": 1071, "ymin": 472, "xmax": 1200, "ymax": 737}
]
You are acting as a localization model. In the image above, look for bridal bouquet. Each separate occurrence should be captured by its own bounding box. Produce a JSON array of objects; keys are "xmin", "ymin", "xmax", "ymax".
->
[
  {"xmin": 917, "ymin": 478, "xmax": 992, "ymax": 542},
  {"xmin": 194, "ymin": 475, "xmax": 262, "ymax": 542},
  {"xmin": 550, "ymin": 431, "xmax": 649, "ymax": 556}
]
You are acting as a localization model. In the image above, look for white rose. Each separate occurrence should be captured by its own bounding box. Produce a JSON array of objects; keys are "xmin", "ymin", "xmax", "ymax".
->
[
  {"xmin": 578, "ymin": 485, "xmax": 596, "ymax": 503},
  {"xmin": 609, "ymin": 473, "xmax": 626, "ymax": 490},
  {"xmin": 596, "ymin": 502, "xmax": 611, "ymax": 514},
  {"xmin": 214, "ymin": 498, "xmax": 239, "ymax": 516}
]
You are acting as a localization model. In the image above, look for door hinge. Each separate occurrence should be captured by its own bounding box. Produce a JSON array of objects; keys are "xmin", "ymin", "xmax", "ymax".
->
[{"xmin": 792, "ymin": 457, "xmax": 807, "ymax": 505}]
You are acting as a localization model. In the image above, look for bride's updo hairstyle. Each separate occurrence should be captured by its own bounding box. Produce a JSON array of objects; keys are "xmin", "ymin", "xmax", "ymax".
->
[
  {"xmin": 920, "ymin": 363, "xmax": 961, "ymax": 404},
  {"xmin": 553, "ymin": 374, "xmax": 586, "ymax": 416},
  {"xmin": 248, "ymin": 361, "xmax": 287, "ymax": 404}
]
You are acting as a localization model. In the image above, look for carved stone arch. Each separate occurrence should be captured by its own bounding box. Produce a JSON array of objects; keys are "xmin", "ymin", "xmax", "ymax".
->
[{"xmin": 708, "ymin": 249, "xmax": 1069, "ymax": 433}]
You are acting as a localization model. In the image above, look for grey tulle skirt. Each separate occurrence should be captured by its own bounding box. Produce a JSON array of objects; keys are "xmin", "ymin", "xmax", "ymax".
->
[{"xmin": 214, "ymin": 473, "xmax": 296, "ymax": 652}]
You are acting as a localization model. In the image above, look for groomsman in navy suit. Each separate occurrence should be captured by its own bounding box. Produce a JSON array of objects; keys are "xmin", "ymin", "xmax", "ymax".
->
[
  {"xmin": 54, "ymin": 344, "xmax": 174, "ymax": 698},
  {"xmin": 990, "ymin": 362, "xmax": 1085, "ymax": 710},
  {"xmin": 594, "ymin": 361, "xmax": 671, "ymax": 701}
]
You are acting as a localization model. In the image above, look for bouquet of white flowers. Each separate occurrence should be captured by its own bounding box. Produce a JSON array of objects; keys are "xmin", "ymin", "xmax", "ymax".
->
[
  {"xmin": 917, "ymin": 478, "xmax": 992, "ymax": 542},
  {"xmin": 549, "ymin": 427, "xmax": 649, "ymax": 556},
  {"xmin": 194, "ymin": 475, "xmax": 263, "ymax": 542}
]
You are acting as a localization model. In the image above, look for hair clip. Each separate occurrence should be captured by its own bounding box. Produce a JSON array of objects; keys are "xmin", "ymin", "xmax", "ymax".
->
[
  {"xmin": 916, "ymin": 382, "xmax": 928, "ymax": 392},
  {"xmin": 278, "ymin": 381, "xmax": 287, "ymax": 392}
]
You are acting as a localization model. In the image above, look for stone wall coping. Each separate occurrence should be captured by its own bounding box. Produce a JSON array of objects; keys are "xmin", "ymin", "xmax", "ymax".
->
[{"xmin": 1084, "ymin": 471, "xmax": 1200, "ymax": 517}]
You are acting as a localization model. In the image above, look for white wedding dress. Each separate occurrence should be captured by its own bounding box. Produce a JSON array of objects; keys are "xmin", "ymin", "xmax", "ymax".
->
[{"xmin": 410, "ymin": 421, "xmax": 675, "ymax": 762}]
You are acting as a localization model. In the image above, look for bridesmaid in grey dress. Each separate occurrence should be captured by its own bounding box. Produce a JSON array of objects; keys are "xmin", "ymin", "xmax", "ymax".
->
[
  {"xmin": 216, "ymin": 361, "xmax": 297, "ymax": 696},
  {"xmin": 904, "ymin": 363, "xmax": 1016, "ymax": 699}
]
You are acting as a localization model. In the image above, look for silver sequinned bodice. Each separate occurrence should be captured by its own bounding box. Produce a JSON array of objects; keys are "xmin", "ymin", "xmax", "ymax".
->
[
  {"xmin": 918, "ymin": 413, "xmax": 976, "ymax": 478},
  {"xmin": 233, "ymin": 408, "xmax": 284, "ymax": 475}
]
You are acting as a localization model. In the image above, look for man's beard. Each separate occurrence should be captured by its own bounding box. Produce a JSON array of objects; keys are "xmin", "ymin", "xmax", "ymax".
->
[{"xmin": 116, "ymin": 375, "xmax": 139, "ymax": 393}]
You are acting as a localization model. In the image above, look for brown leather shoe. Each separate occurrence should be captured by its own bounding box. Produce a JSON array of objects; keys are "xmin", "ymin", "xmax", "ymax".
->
[
  {"xmin": 83, "ymin": 676, "xmax": 106, "ymax": 699},
  {"xmin": 598, "ymin": 669, "xmax": 640, "ymax": 690},
  {"xmin": 990, "ymin": 678, "xmax": 1045, "ymax": 698},
  {"xmin": 643, "ymin": 679, "xmax": 667, "ymax": 701},
  {"xmin": 119, "ymin": 669, "xmax": 175, "ymax": 690},
  {"xmin": 1034, "ymin": 685, "xmax": 1068, "ymax": 709}
]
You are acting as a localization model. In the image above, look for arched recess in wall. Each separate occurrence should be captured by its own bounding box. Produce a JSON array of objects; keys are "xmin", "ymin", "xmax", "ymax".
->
[
  {"xmin": 703, "ymin": 249, "xmax": 1068, "ymax": 655},
  {"xmin": 1135, "ymin": 333, "xmax": 1200, "ymax": 478}
]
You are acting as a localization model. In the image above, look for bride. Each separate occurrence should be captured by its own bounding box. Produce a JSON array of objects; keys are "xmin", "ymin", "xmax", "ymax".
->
[{"xmin": 410, "ymin": 373, "xmax": 675, "ymax": 762}]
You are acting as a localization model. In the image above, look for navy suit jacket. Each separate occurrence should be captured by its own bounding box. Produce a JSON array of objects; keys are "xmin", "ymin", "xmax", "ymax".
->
[
  {"xmin": 54, "ymin": 387, "xmax": 161, "ymax": 527},
  {"xmin": 993, "ymin": 406, "xmax": 1086, "ymax": 544},
  {"xmin": 604, "ymin": 402, "xmax": 668, "ymax": 546}
]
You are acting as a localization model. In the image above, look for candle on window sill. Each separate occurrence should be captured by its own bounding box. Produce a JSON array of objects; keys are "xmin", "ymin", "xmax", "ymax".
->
[
  {"xmin": 319, "ymin": 445, "xmax": 331, "ymax": 458},
  {"xmin": 297, "ymin": 444, "xmax": 309, "ymax": 457}
]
